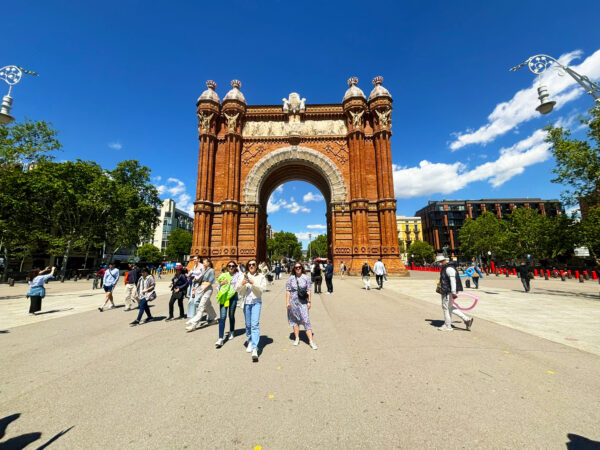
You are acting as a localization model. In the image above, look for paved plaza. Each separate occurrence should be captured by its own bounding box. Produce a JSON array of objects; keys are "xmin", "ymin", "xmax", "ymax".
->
[{"xmin": 1, "ymin": 274, "xmax": 600, "ymax": 448}]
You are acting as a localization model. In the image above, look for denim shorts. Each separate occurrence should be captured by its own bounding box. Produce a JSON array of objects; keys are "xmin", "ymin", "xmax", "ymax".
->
[{"xmin": 103, "ymin": 285, "xmax": 114, "ymax": 293}]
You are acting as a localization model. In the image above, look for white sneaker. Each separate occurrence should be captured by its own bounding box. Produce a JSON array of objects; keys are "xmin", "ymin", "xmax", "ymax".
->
[
  {"xmin": 252, "ymin": 348, "xmax": 259, "ymax": 361},
  {"xmin": 437, "ymin": 325, "xmax": 453, "ymax": 332},
  {"xmin": 228, "ymin": 332, "xmax": 234, "ymax": 341},
  {"xmin": 293, "ymin": 338, "xmax": 300, "ymax": 346},
  {"xmin": 309, "ymin": 341, "xmax": 318, "ymax": 350},
  {"xmin": 246, "ymin": 342, "xmax": 253, "ymax": 352},
  {"xmin": 186, "ymin": 324, "xmax": 196, "ymax": 332},
  {"xmin": 215, "ymin": 339, "xmax": 224, "ymax": 348}
]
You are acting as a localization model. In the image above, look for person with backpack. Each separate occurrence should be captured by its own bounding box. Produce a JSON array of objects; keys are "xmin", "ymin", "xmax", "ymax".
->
[
  {"xmin": 129, "ymin": 268, "xmax": 156, "ymax": 326},
  {"xmin": 312, "ymin": 261, "xmax": 323, "ymax": 294},
  {"xmin": 166, "ymin": 265, "xmax": 188, "ymax": 321},
  {"xmin": 436, "ymin": 255, "xmax": 473, "ymax": 332},
  {"xmin": 361, "ymin": 261, "xmax": 374, "ymax": 290},
  {"xmin": 123, "ymin": 262, "xmax": 140, "ymax": 311},
  {"xmin": 98, "ymin": 262, "xmax": 120, "ymax": 312}
]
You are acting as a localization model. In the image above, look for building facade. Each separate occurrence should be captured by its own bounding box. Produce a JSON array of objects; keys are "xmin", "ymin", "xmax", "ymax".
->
[
  {"xmin": 152, "ymin": 199, "xmax": 194, "ymax": 254},
  {"xmin": 396, "ymin": 216, "xmax": 422, "ymax": 262},
  {"xmin": 191, "ymin": 78, "xmax": 407, "ymax": 274},
  {"xmin": 415, "ymin": 198, "xmax": 562, "ymax": 256}
]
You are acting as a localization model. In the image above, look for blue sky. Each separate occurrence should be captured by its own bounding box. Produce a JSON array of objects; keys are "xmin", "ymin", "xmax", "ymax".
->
[{"xmin": 4, "ymin": 1, "xmax": 600, "ymax": 248}]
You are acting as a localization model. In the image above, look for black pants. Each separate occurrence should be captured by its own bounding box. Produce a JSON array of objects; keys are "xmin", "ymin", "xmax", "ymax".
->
[
  {"xmin": 521, "ymin": 277, "xmax": 530, "ymax": 292},
  {"xmin": 169, "ymin": 291, "xmax": 185, "ymax": 317},
  {"xmin": 29, "ymin": 295, "xmax": 42, "ymax": 313},
  {"xmin": 472, "ymin": 276, "xmax": 479, "ymax": 288},
  {"xmin": 325, "ymin": 277, "xmax": 333, "ymax": 293},
  {"xmin": 376, "ymin": 275, "xmax": 384, "ymax": 289},
  {"xmin": 314, "ymin": 276, "xmax": 322, "ymax": 293}
]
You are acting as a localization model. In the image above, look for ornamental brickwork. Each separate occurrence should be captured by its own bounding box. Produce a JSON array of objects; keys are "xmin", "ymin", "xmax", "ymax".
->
[{"xmin": 192, "ymin": 78, "xmax": 408, "ymax": 275}]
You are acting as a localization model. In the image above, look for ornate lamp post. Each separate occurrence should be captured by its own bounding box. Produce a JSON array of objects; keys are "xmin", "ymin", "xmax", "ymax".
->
[
  {"xmin": 0, "ymin": 65, "xmax": 38, "ymax": 124},
  {"xmin": 510, "ymin": 54, "xmax": 600, "ymax": 114},
  {"xmin": 308, "ymin": 233, "xmax": 312, "ymax": 260}
]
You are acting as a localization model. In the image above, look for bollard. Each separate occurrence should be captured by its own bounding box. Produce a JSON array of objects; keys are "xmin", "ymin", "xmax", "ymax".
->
[
  {"xmin": 547, "ymin": 270, "xmax": 551, "ymax": 279},
  {"xmin": 60, "ymin": 275, "xmax": 66, "ymax": 283},
  {"xmin": 561, "ymin": 273, "xmax": 566, "ymax": 281},
  {"xmin": 495, "ymin": 270, "xmax": 499, "ymax": 277},
  {"xmin": 592, "ymin": 271, "xmax": 598, "ymax": 280},
  {"xmin": 567, "ymin": 272, "xmax": 572, "ymax": 279},
  {"xmin": 583, "ymin": 271, "xmax": 589, "ymax": 280},
  {"xmin": 8, "ymin": 278, "xmax": 14, "ymax": 286},
  {"xmin": 506, "ymin": 269, "xmax": 509, "ymax": 277},
  {"xmin": 575, "ymin": 270, "xmax": 580, "ymax": 279},
  {"xmin": 579, "ymin": 274, "xmax": 584, "ymax": 283},
  {"xmin": 534, "ymin": 269, "xmax": 538, "ymax": 277},
  {"xmin": 544, "ymin": 271, "xmax": 549, "ymax": 280}
]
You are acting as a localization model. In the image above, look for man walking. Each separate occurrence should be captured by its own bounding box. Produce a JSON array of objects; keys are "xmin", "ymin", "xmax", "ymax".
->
[
  {"xmin": 437, "ymin": 255, "xmax": 473, "ymax": 332},
  {"xmin": 123, "ymin": 262, "xmax": 140, "ymax": 311},
  {"xmin": 361, "ymin": 261, "xmax": 374, "ymax": 290},
  {"xmin": 324, "ymin": 259, "xmax": 334, "ymax": 294},
  {"xmin": 517, "ymin": 261, "xmax": 531, "ymax": 292},
  {"xmin": 340, "ymin": 261, "xmax": 346, "ymax": 279},
  {"xmin": 99, "ymin": 262, "xmax": 120, "ymax": 311},
  {"xmin": 373, "ymin": 257, "xmax": 386, "ymax": 289}
]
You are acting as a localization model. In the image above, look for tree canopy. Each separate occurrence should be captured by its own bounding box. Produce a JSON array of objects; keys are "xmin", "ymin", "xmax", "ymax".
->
[
  {"xmin": 408, "ymin": 241, "xmax": 435, "ymax": 264},
  {"xmin": 165, "ymin": 228, "xmax": 193, "ymax": 261},
  {"xmin": 137, "ymin": 243, "xmax": 163, "ymax": 263},
  {"xmin": 267, "ymin": 231, "xmax": 302, "ymax": 260},
  {"xmin": 307, "ymin": 234, "xmax": 328, "ymax": 258}
]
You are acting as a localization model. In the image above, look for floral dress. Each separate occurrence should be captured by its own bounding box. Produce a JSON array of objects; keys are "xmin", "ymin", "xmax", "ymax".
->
[{"xmin": 286, "ymin": 274, "xmax": 312, "ymax": 329}]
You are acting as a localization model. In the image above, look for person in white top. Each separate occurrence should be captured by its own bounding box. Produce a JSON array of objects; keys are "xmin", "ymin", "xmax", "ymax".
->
[
  {"xmin": 373, "ymin": 258, "xmax": 387, "ymax": 290},
  {"xmin": 436, "ymin": 255, "xmax": 473, "ymax": 332},
  {"xmin": 236, "ymin": 259, "xmax": 267, "ymax": 362},
  {"xmin": 187, "ymin": 256, "xmax": 205, "ymax": 317},
  {"xmin": 186, "ymin": 259, "xmax": 218, "ymax": 331}
]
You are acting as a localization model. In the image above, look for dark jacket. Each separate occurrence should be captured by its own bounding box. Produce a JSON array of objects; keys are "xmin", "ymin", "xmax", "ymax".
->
[
  {"xmin": 312, "ymin": 264, "xmax": 322, "ymax": 277},
  {"xmin": 171, "ymin": 273, "xmax": 188, "ymax": 291},
  {"xmin": 439, "ymin": 262, "xmax": 463, "ymax": 295},
  {"xmin": 517, "ymin": 265, "xmax": 531, "ymax": 279},
  {"xmin": 324, "ymin": 263, "xmax": 334, "ymax": 279},
  {"xmin": 127, "ymin": 268, "xmax": 141, "ymax": 285},
  {"xmin": 361, "ymin": 264, "xmax": 373, "ymax": 276}
]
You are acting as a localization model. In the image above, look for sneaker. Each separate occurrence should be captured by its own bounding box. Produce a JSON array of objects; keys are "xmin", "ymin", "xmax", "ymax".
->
[
  {"xmin": 177, "ymin": 316, "xmax": 186, "ymax": 320},
  {"xmin": 124, "ymin": 308, "xmax": 131, "ymax": 312},
  {"xmin": 228, "ymin": 332, "xmax": 235, "ymax": 341},
  {"xmin": 185, "ymin": 324, "xmax": 197, "ymax": 332},
  {"xmin": 293, "ymin": 338, "xmax": 300, "ymax": 346},
  {"xmin": 98, "ymin": 307, "xmax": 103, "ymax": 312},
  {"xmin": 142, "ymin": 317, "xmax": 153, "ymax": 324},
  {"xmin": 246, "ymin": 342, "xmax": 253, "ymax": 353},
  {"xmin": 309, "ymin": 341, "xmax": 318, "ymax": 350},
  {"xmin": 252, "ymin": 348, "xmax": 259, "ymax": 362},
  {"xmin": 108, "ymin": 305, "xmax": 115, "ymax": 310},
  {"xmin": 165, "ymin": 316, "xmax": 174, "ymax": 322},
  {"xmin": 215, "ymin": 338, "xmax": 224, "ymax": 348},
  {"xmin": 129, "ymin": 320, "xmax": 140, "ymax": 327},
  {"xmin": 437, "ymin": 325, "xmax": 453, "ymax": 332},
  {"xmin": 185, "ymin": 319, "xmax": 193, "ymax": 325},
  {"xmin": 465, "ymin": 318, "xmax": 474, "ymax": 331}
]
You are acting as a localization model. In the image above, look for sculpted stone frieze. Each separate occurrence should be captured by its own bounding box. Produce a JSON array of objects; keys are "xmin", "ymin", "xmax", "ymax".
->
[{"xmin": 243, "ymin": 119, "xmax": 347, "ymax": 137}]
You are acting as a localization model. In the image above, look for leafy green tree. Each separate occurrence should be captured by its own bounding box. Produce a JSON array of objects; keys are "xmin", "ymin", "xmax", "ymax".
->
[
  {"xmin": 0, "ymin": 119, "xmax": 61, "ymax": 166},
  {"xmin": 545, "ymin": 107, "xmax": 600, "ymax": 208},
  {"xmin": 398, "ymin": 239, "xmax": 406, "ymax": 254},
  {"xmin": 577, "ymin": 205, "xmax": 600, "ymax": 263},
  {"xmin": 137, "ymin": 243, "xmax": 163, "ymax": 263},
  {"xmin": 104, "ymin": 160, "xmax": 161, "ymax": 258},
  {"xmin": 307, "ymin": 234, "xmax": 328, "ymax": 257},
  {"xmin": 269, "ymin": 231, "xmax": 302, "ymax": 260},
  {"xmin": 165, "ymin": 228, "xmax": 192, "ymax": 261},
  {"xmin": 408, "ymin": 241, "xmax": 435, "ymax": 264},
  {"xmin": 459, "ymin": 212, "xmax": 516, "ymax": 261}
]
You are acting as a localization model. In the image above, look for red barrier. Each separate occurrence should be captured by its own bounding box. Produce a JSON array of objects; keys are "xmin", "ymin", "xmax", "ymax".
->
[
  {"xmin": 491, "ymin": 262, "xmax": 496, "ymax": 272},
  {"xmin": 546, "ymin": 270, "xmax": 551, "ymax": 278},
  {"xmin": 534, "ymin": 269, "xmax": 538, "ymax": 277},
  {"xmin": 593, "ymin": 271, "xmax": 598, "ymax": 280},
  {"xmin": 575, "ymin": 270, "xmax": 580, "ymax": 279}
]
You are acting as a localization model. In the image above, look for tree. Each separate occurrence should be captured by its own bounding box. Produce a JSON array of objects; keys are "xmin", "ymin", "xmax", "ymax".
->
[
  {"xmin": 458, "ymin": 212, "xmax": 515, "ymax": 261},
  {"xmin": 577, "ymin": 205, "xmax": 600, "ymax": 263},
  {"xmin": 137, "ymin": 243, "xmax": 163, "ymax": 263},
  {"xmin": 545, "ymin": 107, "xmax": 600, "ymax": 208},
  {"xmin": 307, "ymin": 234, "xmax": 328, "ymax": 258},
  {"xmin": 269, "ymin": 231, "xmax": 302, "ymax": 260},
  {"xmin": 398, "ymin": 239, "xmax": 406, "ymax": 254},
  {"xmin": 408, "ymin": 241, "xmax": 435, "ymax": 264},
  {"xmin": 165, "ymin": 228, "xmax": 192, "ymax": 261},
  {"xmin": 0, "ymin": 119, "xmax": 62, "ymax": 166}
]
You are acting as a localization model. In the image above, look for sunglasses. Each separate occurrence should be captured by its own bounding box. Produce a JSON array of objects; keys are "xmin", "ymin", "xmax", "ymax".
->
[
  {"xmin": 294, "ymin": 266, "xmax": 302, "ymax": 270},
  {"xmin": 227, "ymin": 264, "xmax": 236, "ymax": 268},
  {"xmin": 248, "ymin": 263, "xmax": 257, "ymax": 267}
]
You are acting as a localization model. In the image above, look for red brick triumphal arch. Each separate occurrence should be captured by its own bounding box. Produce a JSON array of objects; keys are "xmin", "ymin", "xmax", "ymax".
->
[{"xmin": 191, "ymin": 77, "xmax": 408, "ymax": 275}]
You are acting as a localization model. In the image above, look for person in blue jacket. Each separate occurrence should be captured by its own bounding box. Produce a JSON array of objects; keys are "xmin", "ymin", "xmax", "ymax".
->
[{"xmin": 26, "ymin": 266, "xmax": 56, "ymax": 315}]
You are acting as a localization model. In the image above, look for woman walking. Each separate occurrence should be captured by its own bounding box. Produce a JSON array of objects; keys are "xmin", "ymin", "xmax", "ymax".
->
[
  {"xmin": 166, "ymin": 265, "xmax": 188, "ymax": 321},
  {"xmin": 130, "ymin": 268, "xmax": 156, "ymax": 326},
  {"xmin": 236, "ymin": 259, "xmax": 267, "ymax": 362},
  {"xmin": 312, "ymin": 261, "xmax": 322, "ymax": 294},
  {"xmin": 215, "ymin": 261, "xmax": 242, "ymax": 348},
  {"xmin": 186, "ymin": 258, "xmax": 218, "ymax": 331},
  {"xmin": 286, "ymin": 263, "xmax": 318, "ymax": 350},
  {"xmin": 187, "ymin": 256, "xmax": 204, "ymax": 317},
  {"xmin": 26, "ymin": 266, "xmax": 56, "ymax": 315}
]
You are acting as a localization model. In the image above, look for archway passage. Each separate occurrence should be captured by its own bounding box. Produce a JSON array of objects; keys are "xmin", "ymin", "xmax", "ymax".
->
[{"xmin": 191, "ymin": 81, "xmax": 408, "ymax": 275}]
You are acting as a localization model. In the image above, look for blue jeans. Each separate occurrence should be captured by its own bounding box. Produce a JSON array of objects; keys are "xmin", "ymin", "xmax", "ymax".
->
[
  {"xmin": 136, "ymin": 297, "xmax": 151, "ymax": 321},
  {"xmin": 244, "ymin": 302, "xmax": 261, "ymax": 349},
  {"xmin": 218, "ymin": 294, "xmax": 238, "ymax": 339}
]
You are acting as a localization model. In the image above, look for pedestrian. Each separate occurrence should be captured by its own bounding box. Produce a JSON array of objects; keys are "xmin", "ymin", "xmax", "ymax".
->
[
  {"xmin": 166, "ymin": 265, "xmax": 189, "ymax": 321},
  {"xmin": 157, "ymin": 265, "xmax": 162, "ymax": 279},
  {"xmin": 187, "ymin": 255, "xmax": 204, "ymax": 315},
  {"xmin": 340, "ymin": 261, "xmax": 346, "ymax": 279},
  {"xmin": 236, "ymin": 259, "xmax": 267, "ymax": 362},
  {"xmin": 96, "ymin": 265, "xmax": 107, "ymax": 288},
  {"xmin": 436, "ymin": 255, "xmax": 473, "ymax": 332},
  {"xmin": 215, "ymin": 261, "xmax": 242, "ymax": 348},
  {"xmin": 517, "ymin": 261, "xmax": 532, "ymax": 292},
  {"xmin": 312, "ymin": 261, "xmax": 322, "ymax": 293},
  {"xmin": 274, "ymin": 263, "xmax": 281, "ymax": 280},
  {"xmin": 373, "ymin": 257, "xmax": 387, "ymax": 289},
  {"xmin": 26, "ymin": 266, "xmax": 56, "ymax": 315},
  {"xmin": 123, "ymin": 262, "xmax": 140, "ymax": 311},
  {"xmin": 186, "ymin": 258, "xmax": 218, "ymax": 331},
  {"xmin": 361, "ymin": 261, "xmax": 374, "ymax": 290},
  {"xmin": 324, "ymin": 259, "xmax": 334, "ymax": 294},
  {"xmin": 98, "ymin": 262, "xmax": 120, "ymax": 311},
  {"xmin": 286, "ymin": 263, "xmax": 318, "ymax": 350},
  {"xmin": 129, "ymin": 268, "xmax": 156, "ymax": 326},
  {"xmin": 470, "ymin": 261, "xmax": 482, "ymax": 289}
]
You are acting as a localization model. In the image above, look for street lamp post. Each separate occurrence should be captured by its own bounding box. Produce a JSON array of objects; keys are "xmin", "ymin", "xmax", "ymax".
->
[
  {"xmin": 510, "ymin": 54, "xmax": 600, "ymax": 114},
  {"xmin": 308, "ymin": 233, "xmax": 312, "ymax": 260},
  {"xmin": 0, "ymin": 66, "xmax": 38, "ymax": 125}
]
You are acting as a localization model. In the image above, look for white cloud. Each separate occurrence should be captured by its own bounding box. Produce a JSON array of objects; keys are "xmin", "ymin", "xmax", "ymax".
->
[
  {"xmin": 275, "ymin": 185, "xmax": 284, "ymax": 193},
  {"xmin": 450, "ymin": 49, "xmax": 600, "ymax": 150},
  {"xmin": 307, "ymin": 224, "xmax": 327, "ymax": 230},
  {"xmin": 108, "ymin": 142, "xmax": 122, "ymax": 150},
  {"xmin": 303, "ymin": 191, "xmax": 323, "ymax": 203},
  {"xmin": 295, "ymin": 231, "xmax": 324, "ymax": 241},
  {"xmin": 155, "ymin": 177, "xmax": 194, "ymax": 215},
  {"xmin": 284, "ymin": 201, "xmax": 310, "ymax": 214},
  {"xmin": 394, "ymin": 128, "xmax": 552, "ymax": 198},
  {"xmin": 267, "ymin": 197, "xmax": 286, "ymax": 213},
  {"xmin": 267, "ymin": 194, "xmax": 311, "ymax": 214}
]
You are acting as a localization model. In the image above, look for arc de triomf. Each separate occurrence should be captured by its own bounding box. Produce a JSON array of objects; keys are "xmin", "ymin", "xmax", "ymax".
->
[{"xmin": 191, "ymin": 77, "xmax": 408, "ymax": 275}]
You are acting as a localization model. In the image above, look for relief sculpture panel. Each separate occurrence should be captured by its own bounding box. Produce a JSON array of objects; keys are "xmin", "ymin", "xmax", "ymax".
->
[{"xmin": 243, "ymin": 119, "xmax": 347, "ymax": 137}]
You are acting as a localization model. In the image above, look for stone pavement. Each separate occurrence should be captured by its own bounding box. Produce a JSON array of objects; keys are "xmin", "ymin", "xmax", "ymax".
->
[{"xmin": 1, "ymin": 275, "xmax": 599, "ymax": 448}]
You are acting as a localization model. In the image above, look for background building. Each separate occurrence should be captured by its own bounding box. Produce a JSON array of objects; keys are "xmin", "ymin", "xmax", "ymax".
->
[
  {"xmin": 266, "ymin": 223, "xmax": 275, "ymax": 240},
  {"xmin": 396, "ymin": 216, "xmax": 422, "ymax": 262},
  {"xmin": 152, "ymin": 199, "xmax": 194, "ymax": 254},
  {"xmin": 415, "ymin": 198, "xmax": 563, "ymax": 256}
]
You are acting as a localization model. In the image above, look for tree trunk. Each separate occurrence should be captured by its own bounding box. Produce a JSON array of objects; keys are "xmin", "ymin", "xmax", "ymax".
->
[
  {"xmin": 19, "ymin": 256, "xmax": 26, "ymax": 272},
  {"xmin": 60, "ymin": 239, "xmax": 73, "ymax": 277},
  {"xmin": 2, "ymin": 248, "xmax": 9, "ymax": 282},
  {"xmin": 83, "ymin": 245, "xmax": 90, "ymax": 269}
]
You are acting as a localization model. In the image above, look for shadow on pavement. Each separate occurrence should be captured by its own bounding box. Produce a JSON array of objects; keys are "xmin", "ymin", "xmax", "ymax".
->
[
  {"xmin": 566, "ymin": 433, "xmax": 600, "ymax": 449},
  {"xmin": 0, "ymin": 330, "xmax": 9, "ymax": 334},
  {"xmin": 425, "ymin": 319, "xmax": 445, "ymax": 328},
  {"xmin": 35, "ymin": 308, "xmax": 74, "ymax": 316},
  {"xmin": 288, "ymin": 331, "xmax": 313, "ymax": 344},
  {"xmin": 258, "ymin": 335, "xmax": 274, "ymax": 354},
  {"xmin": 0, "ymin": 413, "xmax": 73, "ymax": 449}
]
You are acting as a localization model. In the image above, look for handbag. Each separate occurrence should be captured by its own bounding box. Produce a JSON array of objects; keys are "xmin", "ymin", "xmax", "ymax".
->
[
  {"xmin": 435, "ymin": 282, "xmax": 442, "ymax": 294},
  {"xmin": 295, "ymin": 275, "xmax": 309, "ymax": 304}
]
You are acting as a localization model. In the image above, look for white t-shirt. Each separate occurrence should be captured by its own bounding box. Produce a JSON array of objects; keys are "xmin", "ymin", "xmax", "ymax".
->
[{"xmin": 373, "ymin": 261, "xmax": 386, "ymax": 275}]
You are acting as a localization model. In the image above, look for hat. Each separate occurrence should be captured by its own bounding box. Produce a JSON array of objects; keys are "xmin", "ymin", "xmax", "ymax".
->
[
  {"xmin": 435, "ymin": 255, "xmax": 449, "ymax": 263},
  {"xmin": 175, "ymin": 264, "xmax": 183, "ymax": 270}
]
